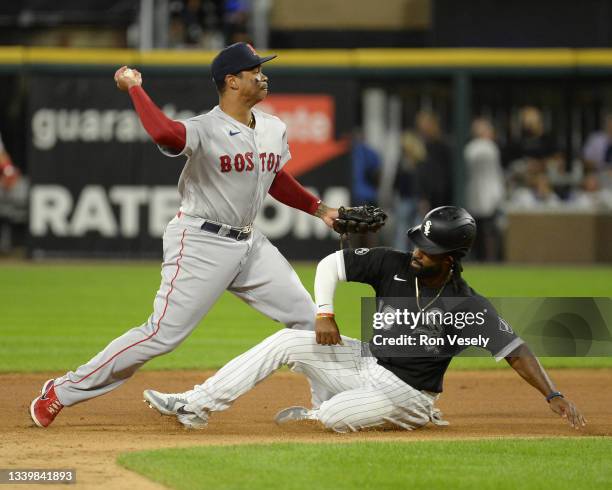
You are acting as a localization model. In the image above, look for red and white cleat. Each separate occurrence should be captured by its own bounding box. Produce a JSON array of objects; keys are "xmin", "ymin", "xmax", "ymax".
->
[{"xmin": 29, "ymin": 379, "xmax": 64, "ymax": 428}]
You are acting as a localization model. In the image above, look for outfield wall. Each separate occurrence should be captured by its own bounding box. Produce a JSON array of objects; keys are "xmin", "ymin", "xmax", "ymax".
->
[{"xmin": 2, "ymin": 47, "xmax": 612, "ymax": 259}]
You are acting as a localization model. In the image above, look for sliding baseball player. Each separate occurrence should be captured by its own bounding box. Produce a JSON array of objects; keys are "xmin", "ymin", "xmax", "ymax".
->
[{"xmin": 143, "ymin": 207, "xmax": 585, "ymax": 432}]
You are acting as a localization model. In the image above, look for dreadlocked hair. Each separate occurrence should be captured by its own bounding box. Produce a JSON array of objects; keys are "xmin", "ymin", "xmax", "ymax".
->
[{"xmin": 449, "ymin": 253, "xmax": 468, "ymax": 294}]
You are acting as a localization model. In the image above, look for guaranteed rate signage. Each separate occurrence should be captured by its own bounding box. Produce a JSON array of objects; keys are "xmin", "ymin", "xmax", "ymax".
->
[{"xmin": 27, "ymin": 74, "xmax": 356, "ymax": 258}]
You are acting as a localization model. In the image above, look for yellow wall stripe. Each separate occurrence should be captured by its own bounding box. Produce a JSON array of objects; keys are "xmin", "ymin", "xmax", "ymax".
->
[
  {"xmin": 575, "ymin": 50, "xmax": 612, "ymax": 66},
  {"xmin": 0, "ymin": 46, "xmax": 25, "ymax": 64},
  {"xmin": 353, "ymin": 49, "xmax": 577, "ymax": 67},
  {"xmin": 2, "ymin": 46, "xmax": 612, "ymax": 68},
  {"xmin": 25, "ymin": 47, "xmax": 137, "ymax": 65},
  {"xmin": 139, "ymin": 50, "xmax": 216, "ymax": 65}
]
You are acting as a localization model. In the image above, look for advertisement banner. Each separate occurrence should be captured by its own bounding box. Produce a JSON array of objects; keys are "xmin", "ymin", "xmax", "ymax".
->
[{"xmin": 27, "ymin": 73, "xmax": 357, "ymax": 259}]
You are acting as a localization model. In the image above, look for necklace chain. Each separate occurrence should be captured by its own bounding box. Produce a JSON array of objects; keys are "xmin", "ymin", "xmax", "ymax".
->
[{"xmin": 415, "ymin": 276, "xmax": 446, "ymax": 312}]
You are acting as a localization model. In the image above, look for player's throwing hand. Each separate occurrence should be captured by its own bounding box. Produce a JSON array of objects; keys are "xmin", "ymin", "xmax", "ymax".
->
[{"xmin": 114, "ymin": 65, "xmax": 142, "ymax": 91}]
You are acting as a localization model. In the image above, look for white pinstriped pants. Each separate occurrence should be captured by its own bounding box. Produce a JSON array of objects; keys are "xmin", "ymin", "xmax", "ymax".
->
[{"xmin": 184, "ymin": 329, "xmax": 439, "ymax": 432}]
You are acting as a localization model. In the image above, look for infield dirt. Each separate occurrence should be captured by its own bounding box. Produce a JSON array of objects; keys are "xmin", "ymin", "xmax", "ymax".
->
[{"xmin": 3, "ymin": 369, "xmax": 611, "ymax": 489}]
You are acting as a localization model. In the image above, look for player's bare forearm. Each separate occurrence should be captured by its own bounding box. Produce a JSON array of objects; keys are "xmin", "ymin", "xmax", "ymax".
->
[
  {"xmin": 314, "ymin": 201, "xmax": 331, "ymax": 218},
  {"xmin": 315, "ymin": 202, "xmax": 339, "ymax": 228},
  {"xmin": 505, "ymin": 343, "xmax": 556, "ymax": 396},
  {"xmin": 505, "ymin": 343, "xmax": 586, "ymax": 428}
]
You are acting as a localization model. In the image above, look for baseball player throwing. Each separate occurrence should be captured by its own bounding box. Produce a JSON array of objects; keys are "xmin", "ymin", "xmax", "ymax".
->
[
  {"xmin": 143, "ymin": 207, "xmax": 586, "ymax": 432},
  {"xmin": 30, "ymin": 42, "xmax": 343, "ymax": 428}
]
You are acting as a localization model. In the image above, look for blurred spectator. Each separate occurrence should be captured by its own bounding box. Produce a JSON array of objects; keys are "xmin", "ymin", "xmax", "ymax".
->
[
  {"xmin": 568, "ymin": 170, "xmax": 612, "ymax": 211},
  {"xmin": 464, "ymin": 118, "xmax": 505, "ymax": 261},
  {"xmin": 182, "ymin": 0, "xmax": 206, "ymax": 45},
  {"xmin": 415, "ymin": 110, "xmax": 453, "ymax": 216},
  {"xmin": 504, "ymin": 106, "xmax": 568, "ymax": 199},
  {"xmin": 393, "ymin": 131, "xmax": 426, "ymax": 250},
  {"xmin": 168, "ymin": 0, "xmax": 250, "ymax": 49},
  {"xmin": 582, "ymin": 113, "xmax": 612, "ymax": 174},
  {"xmin": 505, "ymin": 106, "xmax": 561, "ymax": 167},
  {"xmin": 0, "ymin": 131, "xmax": 27, "ymax": 254},
  {"xmin": 223, "ymin": 0, "xmax": 250, "ymax": 45},
  {"xmin": 351, "ymin": 131, "xmax": 382, "ymax": 248},
  {"xmin": 508, "ymin": 172, "xmax": 561, "ymax": 210},
  {"xmin": 168, "ymin": 15, "xmax": 188, "ymax": 48},
  {"xmin": 351, "ymin": 131, "xmax": 381, "ymax": 207}
]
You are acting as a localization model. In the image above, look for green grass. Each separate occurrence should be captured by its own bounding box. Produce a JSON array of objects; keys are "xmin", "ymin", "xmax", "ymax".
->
[
  {"xmin": 1, "ymin": 263, "xmax": 611, "ymax": 372},
  {"xmin": 117, "ymin": 439, "xmax": 612, "ymax": 490}
]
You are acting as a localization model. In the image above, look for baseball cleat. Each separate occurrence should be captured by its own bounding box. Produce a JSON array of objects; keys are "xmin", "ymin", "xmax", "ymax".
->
[
  {"xmin": 29, "ymin": 379, "xmax": 64, "ymax": 428},
  {"xmin": 176, "ymin": 406, "xmax": 209, "ymax": 430},
  {"xmin": 143, "ymin": 389, "xmax": 189, "ymax": 416},
  {"xmin": 274, "ymin": 406, "xmax": 316, "ymax": 425}
]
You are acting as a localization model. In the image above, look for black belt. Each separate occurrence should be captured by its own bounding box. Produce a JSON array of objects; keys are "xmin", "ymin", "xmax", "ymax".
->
[{"xmin": 201, "ymin": 221, "xmax": 251, "ymax": 241}]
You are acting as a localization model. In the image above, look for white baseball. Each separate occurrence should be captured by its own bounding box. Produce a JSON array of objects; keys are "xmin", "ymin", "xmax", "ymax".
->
[{"xmin": 124, "ymin": 68, "xmax": 135, "ymax": 78}]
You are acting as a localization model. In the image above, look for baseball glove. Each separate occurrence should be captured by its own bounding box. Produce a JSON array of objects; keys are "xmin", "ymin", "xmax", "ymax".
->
[{"xmin": 332, "ymin": 205, "xmax": 388, "ymax": 234}]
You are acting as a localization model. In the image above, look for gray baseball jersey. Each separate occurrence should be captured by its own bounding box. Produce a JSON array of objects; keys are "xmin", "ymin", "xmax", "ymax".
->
[
  {"xmin": 52, "ymin": 106, "xmax": 317, "ymax": 409},
  {"xmin": 161, "ymin": 106, "xmax": 290, "ymax": 227}
]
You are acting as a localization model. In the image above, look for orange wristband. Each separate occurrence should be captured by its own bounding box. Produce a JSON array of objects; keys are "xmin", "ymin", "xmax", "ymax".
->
[{"xmin": 316, "ymin": 313, "xmax": 335, "ymax": 318}]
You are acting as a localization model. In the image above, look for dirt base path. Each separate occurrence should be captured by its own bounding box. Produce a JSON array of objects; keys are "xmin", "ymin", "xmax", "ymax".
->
[{"xmin": 3, "ymin": 369, "xmax": 611, "ymax": 489}]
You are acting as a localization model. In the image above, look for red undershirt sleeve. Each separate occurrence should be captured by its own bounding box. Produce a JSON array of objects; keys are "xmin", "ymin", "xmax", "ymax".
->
[
  {"xmin": 128, "ymin": 87, "xmax": 318, "ymax": 213},
  {"xmin": 268, "ymin": 169, "xmax": 320, "ymax": 215},
  {"xmin": 128, "ymin": 86, "xmax": 186, "ymax": 152}
]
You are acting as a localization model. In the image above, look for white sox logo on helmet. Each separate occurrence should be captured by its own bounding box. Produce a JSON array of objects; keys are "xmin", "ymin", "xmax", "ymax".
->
[{"xmin": 423, "ymin": 220, "xmax": 432, "ymax": 236}]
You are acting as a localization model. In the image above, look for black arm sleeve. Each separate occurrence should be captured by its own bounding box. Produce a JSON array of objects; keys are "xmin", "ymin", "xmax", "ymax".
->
[{"xmin": 463, "ymin": 297, "xmax": 524, "ymax": 361}]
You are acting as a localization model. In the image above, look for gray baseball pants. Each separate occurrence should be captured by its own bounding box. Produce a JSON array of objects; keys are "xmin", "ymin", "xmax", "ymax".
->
[{"xmin": 53, "ymin": 213, "xmax": 316, "ymax": 406}]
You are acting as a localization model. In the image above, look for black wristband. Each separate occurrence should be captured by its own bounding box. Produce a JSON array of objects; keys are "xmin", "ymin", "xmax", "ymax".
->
[{"xmin": 546, "ymin": 391, "xmax": 564, "ymax": 403}]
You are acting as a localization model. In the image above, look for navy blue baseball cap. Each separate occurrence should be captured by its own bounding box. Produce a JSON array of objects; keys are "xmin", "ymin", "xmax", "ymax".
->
[{"xmin": 211, "ymin": 42, "xmax": 276, "ymax": 83}]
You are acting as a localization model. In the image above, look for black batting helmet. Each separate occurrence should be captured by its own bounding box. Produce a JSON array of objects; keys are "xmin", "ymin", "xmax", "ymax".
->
[{"xmin": 407, "ymin": 206, "xmax": 476, "ymax": 257}]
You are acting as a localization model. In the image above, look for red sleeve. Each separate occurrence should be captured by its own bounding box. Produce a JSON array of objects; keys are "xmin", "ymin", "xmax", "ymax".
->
[
  {"xmin": 128, "ymin": 86, "xmax": 186, "ymax": 152},
  {"xmin": 268, "ymin": 169, "xmax": 320, "ymax": 215}
]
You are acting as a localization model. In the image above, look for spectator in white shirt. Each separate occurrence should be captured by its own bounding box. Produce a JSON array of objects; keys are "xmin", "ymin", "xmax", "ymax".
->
[
  {"xmin": 464, "ymin": 118, "xmax": 505, "ymax": 261},
  {"xmin": 569, "ymin": 170, "xmax": 612, "ymax": 211}
]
